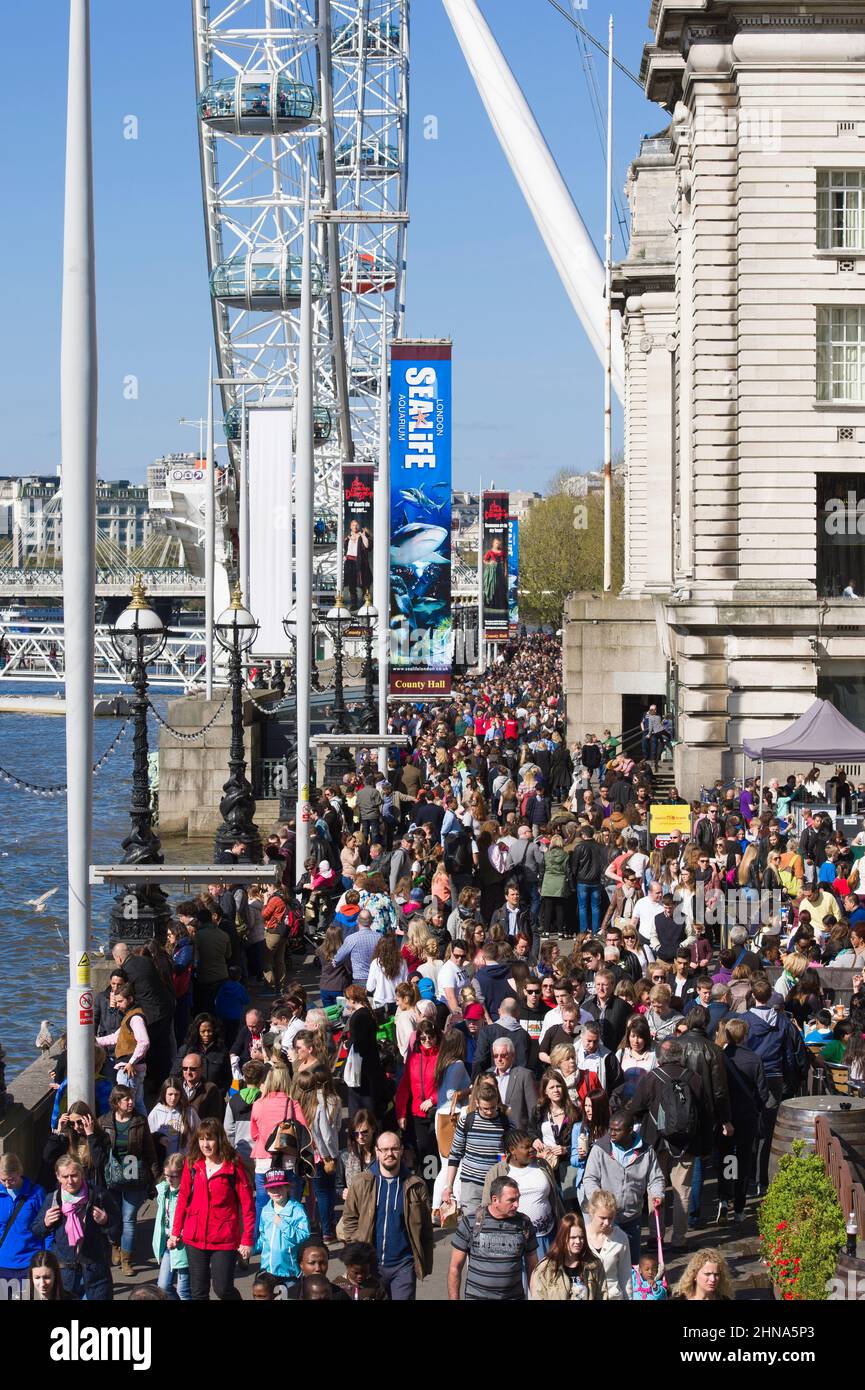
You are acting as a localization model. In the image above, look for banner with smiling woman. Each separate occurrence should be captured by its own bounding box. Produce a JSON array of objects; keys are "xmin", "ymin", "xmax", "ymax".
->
[
  {"xmin": 389, "ymin": 340, "xmax": 453, "ymax": 698},
  {"xmin": 482, "ymin": 491, "xmax": 510, "ymax": 641}
]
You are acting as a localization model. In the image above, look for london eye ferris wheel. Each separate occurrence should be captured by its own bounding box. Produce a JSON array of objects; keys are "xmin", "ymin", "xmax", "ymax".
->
[{"xmin": 193, "ymin": 0, "xmax": 410, "ymax": 598}]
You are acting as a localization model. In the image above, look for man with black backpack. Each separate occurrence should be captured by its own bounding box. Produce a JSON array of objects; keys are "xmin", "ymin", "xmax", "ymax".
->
[{"xmin": 624, "ymin": 1036, "xmax": 705, "ymax": 1254}]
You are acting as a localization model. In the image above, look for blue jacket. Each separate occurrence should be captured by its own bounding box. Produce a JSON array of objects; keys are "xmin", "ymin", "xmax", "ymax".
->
[
  {"xmin": 733, "ymin": 1006, "xmax": 807, "ymax": 1084},
  {"xmin": 255, "ymin": 1198, "xmax": 310, "ymax": 1278},
  {"xmin": 474, "ymin": 961, "xmax": 519, "ymax": 1021},
  {"xmin": 0, "ymin": 1177, "xmax": 48, "ymax": 1269},
  {"xmin": 214, "ymin": 979, "xmax": 251, "ymax": 1023}
]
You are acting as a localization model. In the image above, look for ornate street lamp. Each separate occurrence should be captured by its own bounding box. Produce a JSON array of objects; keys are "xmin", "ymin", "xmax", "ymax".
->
[
  {"xmin": 323, "ymin": 597, "xmax": 352, "ymax": 735},
  {"xmin": 108, "ymin": 578, "xmax": 171, "ymax": 943},
  {"xmin": 213, "ymin": 583, "xmax": 262, "ymax": 861},
  {"xmin": 357, "ymin": 591, "xmax": 378, "ymax": 733},
  {"xmin": 320, "ymin": 597, "xmax": 356, "ymax": 782}
]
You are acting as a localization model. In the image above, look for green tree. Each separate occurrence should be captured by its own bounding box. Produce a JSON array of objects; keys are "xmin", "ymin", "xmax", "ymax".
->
[{"xmin": 519, "ymin": 476, "xmax": 624, "ymax": 625}]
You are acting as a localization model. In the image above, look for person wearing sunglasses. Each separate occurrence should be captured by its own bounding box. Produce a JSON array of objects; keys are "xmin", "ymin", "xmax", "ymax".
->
[
  {"xmin": 518, "ymin": 981, "xmax": 548, "ymax": 1068},
  {"xmin": 179, "ymin": 1054, "xmax": 224, "ymax": 1123}
]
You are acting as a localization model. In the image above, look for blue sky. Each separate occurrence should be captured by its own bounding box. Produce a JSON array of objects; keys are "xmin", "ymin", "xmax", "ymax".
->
[{"xmin": 0, "ymin": 0, "xmax": 659, "ymax": 492}]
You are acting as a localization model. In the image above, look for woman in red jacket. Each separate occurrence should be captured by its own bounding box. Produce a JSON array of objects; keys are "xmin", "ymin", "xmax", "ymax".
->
[
  {"xmin": 169, "ymin": 1118, "xmax": 255, "ymax": 1301},
  {"xmin": 394, "ymin": 1018, "xmax": 441, "ymax": 1191}
]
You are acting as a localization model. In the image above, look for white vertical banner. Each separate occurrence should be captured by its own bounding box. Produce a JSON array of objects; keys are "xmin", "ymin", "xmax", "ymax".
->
[{"xmin": 248, "ymin": 406, "xmax": 293, "ymax": 655}]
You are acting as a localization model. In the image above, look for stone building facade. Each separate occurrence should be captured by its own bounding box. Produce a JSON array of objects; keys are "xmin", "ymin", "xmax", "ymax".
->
[{"xmin": 565, "ymin": 0, "xmax": 865, "ymax": 789}]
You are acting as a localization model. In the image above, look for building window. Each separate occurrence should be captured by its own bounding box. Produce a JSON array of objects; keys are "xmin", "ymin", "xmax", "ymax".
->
[
  {"xmin": 817, "ymin": 306, "xmax": 865, "ymax": 402},
  {"xmin": 817, "ymin": 170, "xmax": 865, "ymax": 250},
  {"xmin": 817, "ymin": 472, "xmax": 865, "ymax": 597}
]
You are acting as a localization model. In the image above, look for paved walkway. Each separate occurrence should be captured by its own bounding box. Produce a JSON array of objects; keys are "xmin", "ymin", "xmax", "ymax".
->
[{"xmin": 114, "ymin": 955, "xmax": 771, "ymax": 1301}]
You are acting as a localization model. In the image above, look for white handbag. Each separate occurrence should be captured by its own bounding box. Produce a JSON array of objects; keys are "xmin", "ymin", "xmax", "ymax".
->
[{"xmin": 344, "ymin": 1044, "xmax": 363, "ymax": 1088}]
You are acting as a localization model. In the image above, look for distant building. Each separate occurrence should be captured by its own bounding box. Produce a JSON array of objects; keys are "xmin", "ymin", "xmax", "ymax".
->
[{"xmin": 0, "ymin": 472, "xmax": 158, "ymax": 564}]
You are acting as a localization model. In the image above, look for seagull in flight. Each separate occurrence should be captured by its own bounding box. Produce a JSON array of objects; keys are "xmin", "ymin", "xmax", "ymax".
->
[{"xmin": 25, "ymin": 887, "xmax": 59, "ymax": 913}]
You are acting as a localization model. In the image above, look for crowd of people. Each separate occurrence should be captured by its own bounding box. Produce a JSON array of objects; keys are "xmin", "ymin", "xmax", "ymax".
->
[{"xmin": 1, "ymin": 632, "xmax": 862, "ymax": 1303}]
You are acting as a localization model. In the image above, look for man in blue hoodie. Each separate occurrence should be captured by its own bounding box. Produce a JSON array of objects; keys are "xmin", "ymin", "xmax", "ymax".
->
[
  {"xmin": 0, "ymin": 1153, "xmax": 46, "ymax": 1294},
  {"xmin": 474, "ymin": 942, "xmax": 519, "ymax": 1021},
  {"xmin": 732, "ymin": 976, "xmax": 807, "ymax": 1194},
  {"xmin": 337, "ymin": 1132, "xmax": 433, "ymax": 1300}
]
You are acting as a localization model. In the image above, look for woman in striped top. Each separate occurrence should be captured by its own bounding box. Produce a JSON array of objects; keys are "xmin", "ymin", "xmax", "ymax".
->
[{"xmin": 441, "ymin": 1077, "xmax": 510, "ymax": 1220}]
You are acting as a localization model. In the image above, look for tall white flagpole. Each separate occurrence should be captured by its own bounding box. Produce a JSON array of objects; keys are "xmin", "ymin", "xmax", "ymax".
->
[
  {"xmin": 239, "ymin": 385, "xmax": 250, "ymax": 605},
  {"xmin": 603, "ymin": 14, "xmax": 614, "ymax": 594},
  {"xmin": 374, "ymin": 313, "xmax": 390, "ymax": 734},
  {"xmin": 205, "ymin": 350, "xmax": 215, "ymax": 698},
  {"xmin": 62, "ymin": 0, "xmax": 96, "ymax": 1107},
  {"xmin": 477, "ymin": 479, "xmax": 485, "ymax": 674},
  {"xmin": 295, "ymin": 169, "xmax": 315, "ymax": 867}
]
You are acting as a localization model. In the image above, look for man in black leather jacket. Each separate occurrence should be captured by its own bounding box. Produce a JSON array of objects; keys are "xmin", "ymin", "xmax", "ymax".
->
[{"xmin": 677, "ymin": 1005, "xmax": 734, "ymax": 1230}]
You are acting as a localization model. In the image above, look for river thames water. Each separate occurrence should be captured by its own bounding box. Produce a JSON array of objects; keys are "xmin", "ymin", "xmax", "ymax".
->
[{"xmin": 0, "ymin": 684, "xmax": 176, "ymax": 1077}]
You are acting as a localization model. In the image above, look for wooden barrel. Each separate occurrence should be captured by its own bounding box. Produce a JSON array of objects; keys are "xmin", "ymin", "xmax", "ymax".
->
[{"xmin": 768, "ymin": 1096, "xmax": 865, "ymax": 1184}]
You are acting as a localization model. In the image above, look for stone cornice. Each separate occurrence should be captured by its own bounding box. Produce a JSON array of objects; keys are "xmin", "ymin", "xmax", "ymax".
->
[
  {"xmin": 654, "ymin": 0, "xmax": 865, "ymax": 47},
  {"xmin": 645, "ymin": 2, "xmax": 865, "ymax": 107}
]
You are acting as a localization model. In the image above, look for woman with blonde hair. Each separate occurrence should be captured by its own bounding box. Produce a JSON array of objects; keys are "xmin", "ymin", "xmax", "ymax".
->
[
  {"xmin": 584, "ymin": 1188, "xmax": 632, "ymax": 1300},
  {"xmin": 395, "ymin": 980, "xmax": 420, "ymax": 1060},
  {"xmin": 549, "ymin": 1044, "xmax": 580, "ymax": 1107},
  {"xmin": 737, "ymin": 843, "xmax": 762, "ymax": 908},
  {"xmin": 288, "ymin": 1062, "xmax": 342, "ymax": 1242},
  {"xmin": 646, "ymin": 983, "xmax": 679, "ymax": 1041},
  {"xmin": 775, "ymin": 951, "xmax": 808, "ymax": 1001},
  {"xmin": 401, "ymin": 918, "xmax": 430, "ymax": 973},
  {"xmin": 674, "ymin": 1247, "xmax": 734, "ymax": 1301},
  {"xmin": 248, "ymin": 1059, "xmax": 295, "ymax": 1220}
]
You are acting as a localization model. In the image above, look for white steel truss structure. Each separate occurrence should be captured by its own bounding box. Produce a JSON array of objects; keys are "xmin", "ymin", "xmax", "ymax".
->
[
  {"xmin": 0, "ymin": 622, "xmax": 207, "ymax": 690},
  {"xmin": 192, "ymin": 0, "xmax": 409, "ymax": 589}
]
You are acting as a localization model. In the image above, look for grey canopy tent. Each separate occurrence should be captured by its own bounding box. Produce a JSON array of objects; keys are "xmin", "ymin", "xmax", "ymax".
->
[{"xmin": 743, "ymin": 698, "xmax": 865, "ymax": 798}]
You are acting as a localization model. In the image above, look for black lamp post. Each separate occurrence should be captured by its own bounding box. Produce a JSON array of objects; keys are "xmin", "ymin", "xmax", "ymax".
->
[
  {"xmin": 323, "ymin": 597, "xmax": 352, "ymax": 735},
  {"xmin": 109, "ymin": 578, "xmax": 171, "ymax": 944},
  {"xmin": 213, "ymin": 584, "xmax": 262, "ymax": 862},
  {"xmin": 321, "ymin": 598, "xmax": 356, "ymax": 781},
  {"xmin": 357, "ymin": 591, "xmax": 378, "ymax": 733}
]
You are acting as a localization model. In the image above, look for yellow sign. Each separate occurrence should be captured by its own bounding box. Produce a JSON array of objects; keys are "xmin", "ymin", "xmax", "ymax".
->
[
  {"xmin": 76, "ymin": 953, "xmax": 91, "ymax": 985},
  {"xmin": 648, "ymin": 805, "xmax": 692, "ymax": 836}
]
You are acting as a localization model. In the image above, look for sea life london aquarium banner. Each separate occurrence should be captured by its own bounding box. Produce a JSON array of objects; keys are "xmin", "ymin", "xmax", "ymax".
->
[
  {"xmin": 389, "ymin": 341, "xmax": 453, "ymax": 697},
  {"xmin": 507, "ymin": 517, "xmax": 519, "ymax": 637},
  {"xmin": 483, "ymin": 491, "xmax": 510, "ymax": 641}
]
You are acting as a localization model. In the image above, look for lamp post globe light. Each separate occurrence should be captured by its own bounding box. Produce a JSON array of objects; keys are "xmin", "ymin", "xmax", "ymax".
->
[
  {"xmin": 213, "ymin": 584, "xmax": 262, "ymax": 862},
  {"xmin": 324, "ymin": 597, "xmax": 352, "ymax": 735},
  {"xmin": 108, "ymin": 578, "xmax": 171, "ymax": 944},
  {"xmin": 357, "ymin": 591, "xmax": 378, "ymax": 733},
  {"xmin": 321, "ymin": 597, "xmax": 356, "ymax": 783}
]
